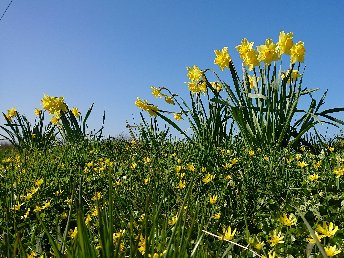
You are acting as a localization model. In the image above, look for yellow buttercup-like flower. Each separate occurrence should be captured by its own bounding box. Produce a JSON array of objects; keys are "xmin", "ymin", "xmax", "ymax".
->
[
  {"xmin": 268, "ymin": 230, "xmax": 284, "ymax": 247},
  {"xmin": 214, "ymin": 47, "xmax": 231, "ymax": 71},
  {"xmin": 316, "ymin": 222, "xmax": 339, "ymax": 238},
  {"xmin": 290, "ymin": 41, "xmax": 305, "ymax": 63},
  {"xmin": 278, "ymin": 31, "xmax": 294, "ymax": 55},
  {"xmin": 324, "ymin": 245, "xmax": 341, "ymax": 257},
  {"xmin": 209, "ymin": 195, "xmax": 218, "ymax": 205},
  {"xmin": 220, "ymin": 225, "xmax": 236, "ymax": 241},
  {"xmin": 279, "ymin": 213, "xmax": 297, "ymax": 227},
  {"xmin": 308, "ymin": 173, "xmax": 319, "ymax": 182},
  {"xmin": 257, "ymin": 39, "xmax": 280, "ymax": 65}
]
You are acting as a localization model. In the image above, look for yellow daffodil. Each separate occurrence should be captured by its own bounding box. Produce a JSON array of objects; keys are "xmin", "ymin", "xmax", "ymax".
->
[
  {"xmin": 214, "ymin": 47, "xmax": 231, "ymax": 71},
  {"xmin": 34, "ymin": 108, "xmax": 42, "ymax": 116},
  {"xmin": 257, "ymin": 39, "xmax": 280, "ymax": 65},
  {"xmin": 277, "ymin": 31, "xmax": 294, "ymax": 55},
  {"xmin": 187, "ymin": 65, "xmax": 202, "ymax": 82},
  {"xmin": 5, "ymin": 107, "xmax": 17, "ymax": 122},
  {"xmin": 210, "ymin": 81, "xmax": 222, "ymax": 92},
  {"xmin": 290, "ymin": 41, "xmax": 305, "ymax": 63},
  {"xmin": 150, "ymin": 86, "xmax": 162, "ymax": 98},
  {"xmin": 236, "ymin": 38, "xmax": 254, "ymax": 60},
  {"xmin": 71, "ymin": 107, "xmax": 80, "ymax": 118}
]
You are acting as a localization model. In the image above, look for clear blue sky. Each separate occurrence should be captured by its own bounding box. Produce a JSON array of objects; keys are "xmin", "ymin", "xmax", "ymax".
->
[{"xmin": 1, "ymin": 1, "xmax": 343, "ymax": 138}]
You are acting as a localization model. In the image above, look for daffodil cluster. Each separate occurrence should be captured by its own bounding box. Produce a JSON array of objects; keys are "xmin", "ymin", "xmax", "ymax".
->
[{"xmin": 41, "ymin": 94, "xmax": 68, "ymax": 124}]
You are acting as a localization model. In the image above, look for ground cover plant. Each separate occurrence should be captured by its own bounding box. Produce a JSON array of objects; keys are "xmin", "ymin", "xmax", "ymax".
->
[{"xmin": 1, "ymin": 32, "xmax": 344, "ymax": 257}]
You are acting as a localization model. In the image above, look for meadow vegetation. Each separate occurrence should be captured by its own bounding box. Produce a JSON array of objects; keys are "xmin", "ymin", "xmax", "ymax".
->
[{"xmin": 1, "ymin": 31, "xmax": 344, "ymax": 257}]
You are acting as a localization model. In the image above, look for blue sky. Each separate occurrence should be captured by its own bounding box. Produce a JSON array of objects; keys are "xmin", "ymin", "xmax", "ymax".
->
[{"xmin": 1, "ymin": 1, "xmax": 343, "ymax": 138}]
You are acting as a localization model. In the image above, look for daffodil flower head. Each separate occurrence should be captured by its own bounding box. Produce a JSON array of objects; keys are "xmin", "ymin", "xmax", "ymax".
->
[{"xmin": 214, "ymin": 47, "xmax": 231, "ymax": 71}]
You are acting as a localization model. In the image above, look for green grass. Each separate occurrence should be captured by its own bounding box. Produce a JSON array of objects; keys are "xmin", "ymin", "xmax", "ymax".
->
[{"xmin": 1, "ymin": 134, "xmax": 344, "ymax": 257}]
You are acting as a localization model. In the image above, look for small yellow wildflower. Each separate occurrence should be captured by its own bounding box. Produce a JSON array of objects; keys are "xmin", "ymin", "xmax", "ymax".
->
[
  {"xmin": 35, "ymin": 178, "xmax": 44, "ymax": 187},
  {"xmin": 27, "ymin": 251, "xmax": 36, "ymax": 258},
  {"xmin": 225, "ymin": 174, "xmax": 232, "ymax": 180},
  {"xmin": 268, "ymin": 230, "xmax": 284, "ymax": 247},
  {"xmin": 42, "ymin": 200, "xmax": 51, "ymax": 209},
  {"xmin": 328, "ymin": 146, "xmax": 335, "ymax": 152},
  {"xmin": 33, "ymin": 206, "xmax": 42, "ymax": 213},
  {"xmin": 91, "ymin": 192, "xmax": 102, "ymax": 201},
  {"xmin": 144, "ymin": 177, "xmax": 150, "ymax": 185},
  {"xmin": 130, "ymin": 162, "xmax": 137, "ymax": 169},
  {"xmin": 202, "ymin": 173, "xmax": 215, "ymax": 184},
  {"xmin": 214, "ymin": 47, "xmax": 231, "ymax": 71},
  {"xmin": 211, "ymin": 212, "xmax": 221, "ymax": 219},
  {"xmin": 316, "ymin": 222, "xmax": 339, "ymax": 238},
  {"xmin": 168, "ymin": 215, "xmax": 178, "ymax": 226},
  {"xmin": 21, "ymin": 208, "xmax": 30, "ymax": 219},
  {"xmin": 176, "ymin": 180, "xmax": 186, "ymax": 189},
  {"xmin": 254, "ymin": 240, "xmax": 265, "ymax": 250},
  {"xmin": 91, "ymin": 207, "xmax": 98, "ymax": 217},
  {"xmin": 279, "ymin": 213, "xmax": 297, "ymax": 227},
  {"xmin": 221, "ymin": 225, "xmax": 236, "ymax": 241},
  {"xmin": 69, "ymin": 227, "xmax": 78, "ymax": 239},
  {"xmin": 248, "ymin": 150, "xmax": 255, "ymax": 157},
  {"xmin": 85, "ymin": 214, "xmax": 92, "ymax": 225},
  {"xmin": 138, "ymin": 235, "xmax": 146, "ymax": 255},
  {"xmin": 209, "ymin": 195, "xmax": 218, "ymax": 205},
  {"xmin": 306, "ymin": 232, "xmax": 325, "ymax": 244},
  {"xmin": 308, "ymin": 173, "xmax": 319, "ymax": 182},
  {"xmin": 333, "ymin": 167, "xmax": 344, "ymax": 178},
  {"xmin": 324, "ymin": 245, "xmax": 341, "ymax": 257},
  {"xmin": 187, "ymin": 163, "xmax": 195, "ymax": 172},
  {"xmin": 297, "ymin": 161, "xmax": 308, "ymax": 168}
]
